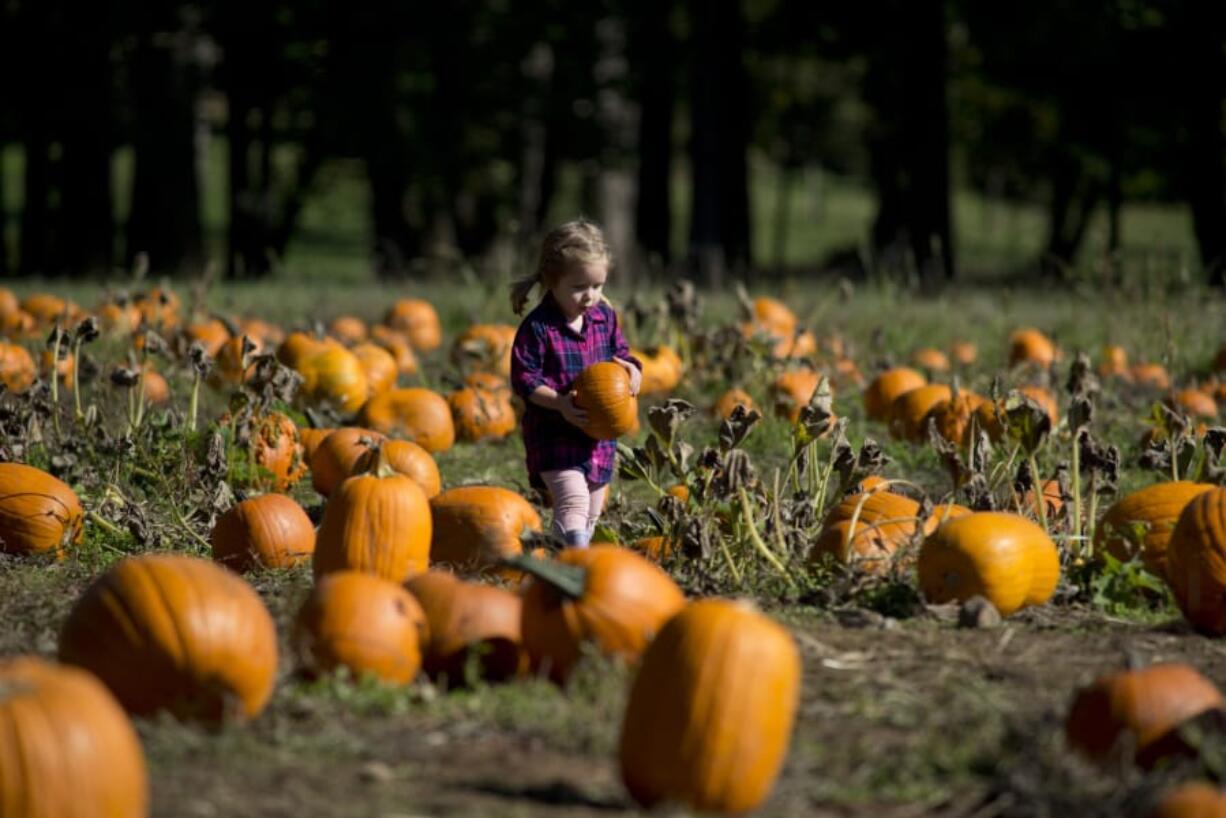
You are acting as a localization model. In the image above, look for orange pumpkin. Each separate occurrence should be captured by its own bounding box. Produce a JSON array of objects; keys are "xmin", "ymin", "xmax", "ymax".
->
[
  {"xmin": 183, "ymin": 318, "xmax": 231, "ymax": 357},
  {"xmin": 237, "ymin": 317, "xmax": 284, "ymax": 347},
  {"xmin": 449, "ymin": 384, "xmax": 517, "ymax": 441},
  {"xmin": 770, "ymin": 369, "xmax": 822, "ymax": 424},
  {"xmin": 950, "ymin": 340, "xmax": 977, "ymax": 365},
  {"xmin": 314, "ymin": 446, "xmax": 433, "ymax": 582},
  {"xmin": 404, "ymin": 571, "xmax": 527, "ymax": 684},
  {"xmin": 1008, "ymin": 328, "xmax": 1057, "ymax": 367},
  {"xmin": 0, "ymin": 343, "xmax": 36, "ymax": 393},
  {"xmin": 310, "ymin": 427, "xmax": 387, "ymax": 497},
  {"xmin": 295, "ymin": 571, "xmax": 426, "ymax": 685},
  {"xmin": 369, "ymin": 325, "xmax": 420, "ymax": 375},
  {"xmin": 928, "ymin": 390, "xmax": 987, "ymax": 446},
  {"xmin": 429, "ymin": 486, "xmax": 542, "ymax": 570},
  {"xmin": 300, "ymin": 344, "xmax": 369, "ymax": 413},
  {"xmin": 911, "ymin": 347, "xmax": 950, "ymax": 372},
  {"xmin": 1066, "ymin": 663, "xmax": 1224, "ymax": 769},
  {"xmin": 1132, "ymin": 363, "xmax": 1172, "ymax": 390},
  {"xmin": 712, "ymin": 387, "xmax": 757, "ymax": 420},
  {"xmin": 39, "ymin": 348, "xmax": 74, "ymax": 389},
  {"xmin": 812, "ymin": 491, "xmax": 923, "ymax": 573},
  {"xmin": 451, "ymin": 324, "xmax": 516, "ymax": 378},
  {"xmin": 1149, "ymin": 782, "xmax": 1226, "ymax": 818},
  {"xmin": 298, "ymin": 426, "xmax": 335, "ymax": 464},
  {"xmin": 211, "ymin": 494, "xmax": 316, "ymax": 572},
  {"xmin": 134, "ymin": 286, "xmax": 181, "ymax": 329},
  {"xmin": 518, "ymin": 546, "xmax": 686, "ymax": 684},
  {"xmin": 1169, "ymin": 389, "xmax": 1219, "ymax": 420},
  {"xmin": 917, "ymin": 512, "xmax": 1060, "ymax": 616},
  {"xmin": 863, "ymin": 367, "xmax": 927, "ymax": 421},
  {"xmin": 889, "ymin": 383, "xmax": 953, "ymax": 441},
  {"xmin": 0, "ymin": 462, "xmax": 84, "ymax": 557},
  {"xmin": 245, "ymin": 411, "xmax": 308, "ymax": 491},
  {"xmin": 352, "ymin": 438, "xmax": 441, "ymax": 499},
  {"xmin": 634, "ymin": 346, "xmax": 683, "ymax": 396},
  {"xmin": 384, "ymin": 299, "xmax": 442, "ymax": 351},
  {"xmin": 1099, "ymin": 345, "xmax": 1130, "ymax": 379},
  {"xmin": 1167, "ymin": 488, "xmax": 1226, "ymax": 633},
  {"xmin": 751, "ymin": 296, "xmax": 797, "ymax": 336},
  {"xmin": 59, "ymin": 554, "xmax": 278, "ymax": 723},
  {"xmin": 359, "ymin": 387, "xmax": 456, "ymax": 453},
  {"xmin": 1019, "ymin": 385, "xmax": 1060, "ymax": 427},
  {"xmin": 142, "ymin": 369, "xmax": 171, "ymax": 405},
  {"xmin": 350, "ymin": 342, "xmax": 399, "ymax": 395},
  {"xmin": 1022, "ymin": 479, "xmax": 1064, "ymax": 522},
  {"xmin": 327, "ymin": 314, "xmax": 368, "ymax": 345},
  {"xmin": 211, "ymin": 334, "xmax": 260, "ymax": 386},
  {"xmin": 0, "ymin": 656, "xmax": 149, "ymax": 817},
  {"xmin": 619, "ymin": 599, "xmax": 799, "ymax": 814},
  {"xmin": 572, "ymin": 362, "xmax": 637, "ymax": 440},
  {"xmin": 1096, "ymin": 482, "xmax": 1214, "ymax": 578},
  {"xmin": 21, "ymin": 293, "xmax": 74, "ymax": 326}
]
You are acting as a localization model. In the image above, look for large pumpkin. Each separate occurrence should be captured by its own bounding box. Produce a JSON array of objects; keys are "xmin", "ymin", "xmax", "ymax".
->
[
  {"xmin": 517, "ymin": 546, "xmax": 686, "ymax": 684},
  {"xmin": 917, "ymin": 512, "xmax": 1060, "ymax": 616},
  {"xmin": 863, "ymin": 367, "xmax": 927, "ymax": 421},
  {"xmin": 449, "ymin": 384, "xmax": 517, "ymax": 442},
  {"xmin": 352, "ymin": 438, "xmax": 441, "ymax": 499},
  {"xmin": 359, "ymin": 387, "xmax": 456, "ymax": 453},
  {"xmin": 295, "ymin": 571, "xmax": 427, "ymax": 685},
  {"xmin": 0, "ymin": 656, "xmax": 149, "ymax": 818},
  {"xmin": 1065, "ymin": 663, "xmax": 1224, "ymax": 769},
  {"xmin": 1096, "ymin": 481, "xmax": 1214, "ymax": 578},
  {"xmin": 811, "ymin": 491, "xmax": 922, "ymax": 574},
  {"xmin": 429, "ymin": 486, "xmax": 542, "ymax": 569},
  {"xmin": 59, "ymin": 554, "xmax": 278, "ymax": 723},
  {"xmin": 310, "ymin": 426, "xmax": 387, "ymax": 497},
  {"xmin": 619, "ymin": 599, "xmax": 800, "ymax": 814},
  {"xmin": 404, "ymin": 571, "xmax": 527, "ymax": 684},
  {"xmin": 0, "ymin": 462, "xmax": 84, "ymax": 557},
  {"xmin": 572, "ymin": 362, "xmax": 637, "ymax": 440},
  {"xmin": 314, "ymin": 446, "xmax": 433, "ymax": 582},
  {"xmin": 1167, "ymin": 488, "xmax": 1226, "ymax": 633},
  {"xmin": 211, "ymin": 494, "xmax": 316, "ymax": 572}
]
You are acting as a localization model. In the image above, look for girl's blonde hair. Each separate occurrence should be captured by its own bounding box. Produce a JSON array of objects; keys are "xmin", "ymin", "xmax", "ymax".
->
[{"xmin": 510, "ymin": 218, "xmax": 611, "ymax": 315}]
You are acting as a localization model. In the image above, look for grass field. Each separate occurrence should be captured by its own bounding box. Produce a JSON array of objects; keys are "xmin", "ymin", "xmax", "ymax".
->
[{"xmin": 0, "ymin": 270, "xmax": 1225, "ymax": 816}]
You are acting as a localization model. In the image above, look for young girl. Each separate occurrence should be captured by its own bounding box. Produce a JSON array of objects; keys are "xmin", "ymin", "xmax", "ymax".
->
[{"xmin": 510, "ymin": 219, "xmax": 642, "ymax": 548}]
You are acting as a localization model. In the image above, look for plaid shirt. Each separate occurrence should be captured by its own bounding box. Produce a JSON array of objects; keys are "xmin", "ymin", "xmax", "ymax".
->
[{"xmin": 511, "ymin": 293, "xmax": 640, "ymax": 488}]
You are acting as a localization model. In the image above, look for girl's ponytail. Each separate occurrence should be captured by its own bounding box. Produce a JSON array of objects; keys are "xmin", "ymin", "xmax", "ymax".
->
[{"xmin": 509, "ymin": 273, "xmax": 539, "ymax": 315}]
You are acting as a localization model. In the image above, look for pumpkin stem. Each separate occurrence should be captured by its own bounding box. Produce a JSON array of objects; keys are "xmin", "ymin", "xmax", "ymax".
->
[
  {"xmin": 501, "ymin": 553, "xmax": 588, "ymax": 599},
  {"xmin": 356, "ymin": 442, "xmax": 398, "ymax": 479}
]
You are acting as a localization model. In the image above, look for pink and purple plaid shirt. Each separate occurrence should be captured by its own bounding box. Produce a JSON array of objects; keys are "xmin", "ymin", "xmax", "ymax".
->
[{"xmin": 511, "ymin": 293, "xmax": 640, "ymax": 489}]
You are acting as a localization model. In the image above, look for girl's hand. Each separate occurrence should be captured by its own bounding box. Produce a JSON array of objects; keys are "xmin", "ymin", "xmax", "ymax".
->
[
  {"xmin": 559, "ymin": 393, "xmax": 589, "ymax": 427},
  {"xmin": 615, "ymin": 357, "xmax": 642, "ymax": 396}
]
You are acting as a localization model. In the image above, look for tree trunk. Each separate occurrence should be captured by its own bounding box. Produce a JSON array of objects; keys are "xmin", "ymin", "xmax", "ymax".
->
[
  {"xmin": 127, "ymin": 9, "xmax": 203, "ymax": 275},
  {"xmin": 632, "ymin": 0, "xmax": 675, "ymax": 266},
  {"xmin": 688, "ymin": 0, "xmax": 751, "ymax": 285}
]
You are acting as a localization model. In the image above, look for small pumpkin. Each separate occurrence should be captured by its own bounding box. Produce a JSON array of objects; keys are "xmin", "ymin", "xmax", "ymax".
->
[
  {"xmin": 1132, "ymin": 363, "xmax": 1172, "ymax": 390},
  {"xmin": 352, "ymin": 438, "xmax": 441, "ymax": 499},
  {"xmin": 142, "ymin": 369, "xmax": 171, "ymax": 405},
  {"xmin": 451, "ymin": 324, "xmax": 516, "ymax": 378},
  {"xmin": 750, "ymin": 296, "xmax": 797, "ymax": 336},
  {"xmin": 359, "ymin": 387, "xmax": 456, "ymax": 453},
  {"xmin": 351, "ymin": 342, "xmax": 399, "ymax": 395},
  {"xmin": 712, "ymin": 387, "xmax": 757, "ymax": 420},
  {"xmin": 911, "ymin": 347, "xmax": 950, "ymax": 372},
  {"xmin": 1096, "ymin": 481, "xmax": 1214, "ymax": 578},
  {"xmin": 619, "ymin": 599, "xmax": 800, "ymax": 815},
  {"xmin": 1167, "ymin": 488, "xmax": 1226, "ymax": 634},
  {"xmin": 300, "ymin": 344, "xmax": 369, "ymax": 413},
  {"xmin": 928, "ymin": 390, "xmax": 987, "ymax": 446},
  {"xmin": 515, "ymin": 546, "xmax": 686, "ymax": 684},
  {"xmin": 0, "ymin": 656, "xmax": 149, "ymax": 817},
  {"xmin": 1008, "ymin": 328, "xmax": 1056, "ymax": 367},
  {"xmin": 889, "ymin": 383, "xmax": 953, "ymax": 441},
  {"xmin": 310, "ymin": 427, "xmax": 387, "ymax": 497},
  {"xmin": 917, "ymin": 512, "xmax": 1060, "ymax": 616},
  {"xmin": 384, "ymin": 299, "xmax": 442, "ymax": 351},
  {"xmin": 59, "ymin": 554, "xmax": 278, "ymax": 723},
  {"xmin": 404, "ymin": 571, "xmax": 527, "ymax": 684},
  {"xmin": 770, "ymin": 369, "xmax": 822, "ymax": 424},
  {"xmin": 211, "ymin": 334, "xmax": 260, "ymax": 386},
  {"xmin": 0, "ymin": 462, "xmax": 84, "ymax": 557},
  {"xmin": 950, "ymin": 340, "xmax": 977, "ymax": 365},
  {"xmin": 449, "ymin": 384, "xmax": 517, "ymax": 441},
  {"xmin": 863, "ymin": 367, "xmax": 927, "ymax": 422},
  {"xmin": 572, "ymin": 362, "xmax": 637, "ymax": 440},
  {"xmin": 295, "ymin": 571, "xmax": 427, "ymax": 685},
  {"xmin": 314, "ymin": 445, "xmax": 433, "ymax": 582},
  {"xmin": 327, "ymin": 314, "xmax": 368, "ymax": 345},
  {"xmin": 369, "ymin": 325, "xmax": 420, "ymax": 375},
  {"xmin": 1065, "ymin": 663, "xmax": 1224, "ymax": 769},
  {"xmin": 211, "ymin": 494, "xmax": 316, "ymax": 572},
  {"xmin": 1169, "ymin": 389, "xmax": 1219, "ymax": 420},
  {"xmin": 183, "ymin": 318, "xmax": 231, "ymax": 357},
  {"xmin": 634, "ymin": 346, "xmax": 683, "ymax": 396},
  {"xmin": 1099, "ymin": 344, "xmax": 1130, "ymax": 379},
  {"xmin": 0, "ymin": 343, "xmax": 37, "ymax": 393},
  {"xmin": 429, "ymin": 486, "xmax": 542, "ymax": 570}
]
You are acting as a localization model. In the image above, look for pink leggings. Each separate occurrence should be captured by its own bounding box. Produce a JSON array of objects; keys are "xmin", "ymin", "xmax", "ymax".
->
[{"xmin": 540, "ymin": 469, "xmax": 608, "ymax": 548}]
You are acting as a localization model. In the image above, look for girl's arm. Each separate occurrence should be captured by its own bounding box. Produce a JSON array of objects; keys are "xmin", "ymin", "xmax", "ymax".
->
[
  {"xmin": 529, "ymin": 385, "xmax": 587, "ymax": 427},
  {"xmin": 613, "ymin": 357, "xmax": 642, "ymax": 396}
]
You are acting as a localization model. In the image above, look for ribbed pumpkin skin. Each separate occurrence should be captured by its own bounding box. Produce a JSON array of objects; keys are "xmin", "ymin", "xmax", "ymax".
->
[
  {"xmin": 1096, "ymin": 482, "xmax": 1213, "ymax": 577},
  {"xmin": 917, "ymin": 512, "xmax": 1060, "ymax": 616},
  {"xmin": 520, "ymin": 546, "xmax": 686, "ymax": 684},
  {"xmin": 352, "ymin": 439, "xmax": 441, "ymax": 498},
  {"xmin": 619, "ymin": 600, "xmax": 800, "ymax": 814},
  {"xmin": 0, "ymin": 462, "xmax": 84, "ymax": 556},
  {"xmin": 0, "ymin": 657, "xmax": 149, "ymax": 818},
  {"xmin": 573, "ymin": 362, "xmax": 637, "ymax": 440},
  {"xmin": 430, "ymin": 486, "xmax": 542, "ymax": 568},
  {"xmin": 359, "ymin": 388, "xmax": 456, "ymax": 453},
  {"xmin": 449, "ymin": 385, "xmax": 517, "ymax": 441},
  {"xmin": 1065, "ymin": 663, "xmax": 1223, "ymax": 766},
  {"xmin": 314, "ymin": 470, "xmax": 432, "ymax": 583},
  {"xmin": 211, "ymin": 494, "xmax": 316, "ymax": 571},
  {"xmin": 1150, "ymin": 782, "xmax": 1226, "ymax": 818},
  {"xmin": 295, "ymin": 571, "xmax": 426, "ymax": 685},
  {"xmin": 298, "ymin": 427, "xmax": 334, "ymax": 464},
  {"xmin": 59, "ymin": 554, "xmax": 278, "ymax": 723},
  {"xmin": 404, "ymin": 571, "xmax": 527, "ymax": 683},
  {"xmin": 864, "ymin": 367, "xmax": 927, "ymax": 421},
  {"xmin": 889, "ymin": 384, "xmax": 953, "ymax": 441},
  {"xmin": 811, "ymin": 491, "xmax": 921, "ymax": 573},
  {"xmin": 1167, "ymin": 488, "xmax": 1226, "ymax": 634},
  {"xmin": 310, "ymin": 427, "xmax": 387, "ymax": 497}
]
